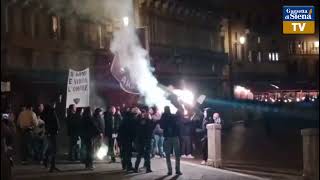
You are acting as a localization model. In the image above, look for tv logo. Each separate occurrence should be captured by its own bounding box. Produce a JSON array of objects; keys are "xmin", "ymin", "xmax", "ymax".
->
[{"xmin": 283, "ymin": 6, "xmax": 315, "ymax": 34}]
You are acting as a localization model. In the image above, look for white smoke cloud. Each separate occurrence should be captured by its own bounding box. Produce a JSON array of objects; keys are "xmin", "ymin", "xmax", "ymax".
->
[
  {"xmin": 39, "ymin": 0, "xmax": 177, "ymax": 112},
  {"xmin": 109, "ymin": 1, "xmax": 176, "ymax": 113}
]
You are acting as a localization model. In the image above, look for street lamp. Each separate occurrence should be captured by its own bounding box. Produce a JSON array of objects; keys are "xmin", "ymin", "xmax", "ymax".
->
[
  {"xmin": 314, "ymin": 41, "xmax": 319, "ymax": 48},
  {"xmin": 239, "ymin": 36, "xmax": 246, "ymax": 44},
  {"xmin": 123, "ymin": 16, "xmax": 129, "ymax": 27}
]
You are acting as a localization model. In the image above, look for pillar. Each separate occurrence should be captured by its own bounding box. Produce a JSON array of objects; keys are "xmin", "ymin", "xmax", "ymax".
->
[
  {"xmin": 207, "ymin": 123, "xmax": 222, "ymax": 168},
  {"xmin": 301, "ymin": 128, "xmax": 319, "ymax": 180}
]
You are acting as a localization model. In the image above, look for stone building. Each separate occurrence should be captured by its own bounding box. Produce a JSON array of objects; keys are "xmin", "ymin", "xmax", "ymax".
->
[
  {"xmin": 220, "ymin": 0, "xmax": 319, "ymax": 99},
  {"xmin": 1, "ymin": 0, "xmax": 228, "ymax": 111}
]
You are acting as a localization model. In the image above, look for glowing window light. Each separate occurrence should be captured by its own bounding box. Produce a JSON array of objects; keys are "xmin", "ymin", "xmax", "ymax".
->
[
  {"xmin": 268, "ymin": 53, "xmax": 272, "ymax": 60},
  {"xmin": 272, "ymin": 53, "xmax": 275, "ymax": 61},
  {"xmin": 314, "ymin": 41, "xmax": 319, "ymax": 48},
  {"xmin": 275, "ymin": 53, "xmax": 279, "ymax": 61}
]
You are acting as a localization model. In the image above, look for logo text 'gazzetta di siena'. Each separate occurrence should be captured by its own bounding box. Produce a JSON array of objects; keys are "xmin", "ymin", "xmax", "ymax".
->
[{"xmin": 283, "ymin": 6, "xmax": 315, "ymax": 34}]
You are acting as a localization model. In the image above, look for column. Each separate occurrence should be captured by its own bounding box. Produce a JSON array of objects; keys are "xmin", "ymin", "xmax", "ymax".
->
[
  {"xmin": 301, "ymin": 128, "xmax": 319, "ymax": 180},
  {"xmin": 207, "ymin": 123, "xmax": 222, "ymax": 168}
]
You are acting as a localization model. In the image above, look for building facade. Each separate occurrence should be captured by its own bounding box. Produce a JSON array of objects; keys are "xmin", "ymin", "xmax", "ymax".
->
[
  {"xmin": 1, "ymin": 0, "xmax": 228, "ymax": 111},
  {"xmin": 220, "ymin": 0, "xmax": 319, "ymax": 100}
]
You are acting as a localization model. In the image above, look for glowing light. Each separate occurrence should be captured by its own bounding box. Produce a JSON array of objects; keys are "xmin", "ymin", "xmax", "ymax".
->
[
  {"xmin": 288, "ymin": 99, "xmax": 292, "ymax": 102},
  {"xmin": 296, "ymin": 98, "xmax": 300, "ymax": 102},
  {"xmin": 123, "ymin": 16, "xmax": 129, "ymax": 27},
  {"xmin": 314, "ymin": 41, "xmax": 319, "ymax": 48},
  {"xmin": 284, "ymin": 100, "xmax": 288, "ymax": 103},
  {"xmin": 173, "ymin": 89, "xmax": 194, "ymax": 105},
  {"xmin": 311, "ymin": 99, "xmax": 315, "ymax": 102},
  {"xmin": 96, "ymin": 144, "xmax": 108, "ymax": 160},
  {"xmin": 239, "ymin": 36, "xmax": 246, "ymax": 44}
]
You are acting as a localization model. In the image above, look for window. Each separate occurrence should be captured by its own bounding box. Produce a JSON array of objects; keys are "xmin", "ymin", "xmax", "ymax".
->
[
  {"xmin": 22, "ymin": 8, "xmax": 30, "ymax": 36},
  {"xmin": 275, "ymin": 53, "xmax": 279, "ymax": 61},
  {"xmin": 268, "ymin": 53, "xmax": 272, "ymax": 61},
  {"xmin": 269, "ymin": 52, "xmax": 279, "ymax": 61},
  {"xmin": 272, "ymin": 53, "xmax": 275, "ymax": 61},
  {"xmin": 98, "ymin": 25, "xmax": 103, "ymax": 48},
  {"xmin": 248, "ymin": 50, "xmax": 252, "ymax": 62},
  {"xmin": 60, "ymin": 17, "xmax": 66, "ymax": 40},
  {"xmin": 257, "ymin": 36, "xmax": 261, "ymax": 44},
  {"xmin": 258, "ymin": 51, "xmax": 261, "ymax": 62},
  {"xmin": 50, "ymin": 15, "xmax": 60, "ymax": 39}
]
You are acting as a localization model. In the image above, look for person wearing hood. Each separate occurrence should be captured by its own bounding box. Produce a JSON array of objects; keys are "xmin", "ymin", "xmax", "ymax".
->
[
  {"xmin": 42, "ymin": 102, "xmax": 60, "ymax": 172},
  {"xmin": 160, "ymin": 106, "xmax": 182, "ymax": 176},
  {"xmin": 118, "ymin": 107, "xmax": 136, "ymax": 171},
  {"xmin": 104, "ymin": 106, "xmax": 122, "ymax": 163},
  {"xmin": 133, "ymin": 108, "xmax": 155, "ymax": 173}
]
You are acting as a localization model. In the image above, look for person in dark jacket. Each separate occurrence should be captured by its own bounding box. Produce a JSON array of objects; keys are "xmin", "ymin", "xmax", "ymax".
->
[
  {"xmin": 118, "ymin": 108, "xmax": 136, "ymax": 171},
  {"xmin": 200, "ymin": 108, "xmax": 214, "ymax": 165},
  {"xmin": 73, "ymin": 107, "xmax": 83, "ymax": 160},
  {"xmin": 134, "ymin": 109, "xmax": 155, "ymax": 173},
  {"xmin": 92, "ymin": 108, "xmax": 104, "ymax": 153},
  {"xmin": 42, "ymin": 102, "xmax": 60, "ymax": 172},
  {"xmin": 104, "ymin": 106, "xmax": 122, "ymax": 163},
  {"xmin": 160, "ymin": 106, "xmax": 182, "ymax": 176},
  {"xmin": 1, "ymin": 114, "xmax": 15, "ymax": 180},
  {"xmin": 66, "ymin": 104, "xmax": 77, "ymax": 161},
  {"xmin": 81, "ymin": 107, "xmax": 100, "ymax": 170},
  {"xmin": 179, "ymin": 114, "xmax": 194, "ymax": 159}
]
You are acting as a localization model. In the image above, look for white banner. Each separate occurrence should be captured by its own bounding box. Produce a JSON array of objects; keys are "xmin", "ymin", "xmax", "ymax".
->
[{"xmin": 66, "ymin": 68, "xmax": 90, "ymax": 108}]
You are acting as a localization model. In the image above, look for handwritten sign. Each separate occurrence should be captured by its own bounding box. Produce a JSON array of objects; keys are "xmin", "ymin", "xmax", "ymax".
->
[{"xmin": 66, "ymin": 68, "xmax": 90, "ymax": 108}]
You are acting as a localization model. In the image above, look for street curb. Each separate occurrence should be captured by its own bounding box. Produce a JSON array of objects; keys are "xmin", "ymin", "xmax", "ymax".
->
[{"xmin": 176, "ymin": 160, "xmax": 270, "ymax": 180}]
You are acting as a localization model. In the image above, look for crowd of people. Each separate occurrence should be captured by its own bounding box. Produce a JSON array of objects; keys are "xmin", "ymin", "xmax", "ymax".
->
[{"xmin": 1, "ymin": 100, "xmax": 223, "ymax": 179}]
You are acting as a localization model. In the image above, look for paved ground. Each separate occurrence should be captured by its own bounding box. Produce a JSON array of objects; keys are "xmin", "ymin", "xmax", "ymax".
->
[{"xmin": 13, "ymin": 158, "xmax": 268, "ymax": 180}]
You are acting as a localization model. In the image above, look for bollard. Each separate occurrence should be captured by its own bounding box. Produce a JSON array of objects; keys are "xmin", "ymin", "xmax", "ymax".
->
[
  {"xmin": 301, "ymin": 128, "xmax": 319, "ymax": 180},
  {"xmin": 206, "ymin": 123, "xmax": 222, "ymax": 168}
]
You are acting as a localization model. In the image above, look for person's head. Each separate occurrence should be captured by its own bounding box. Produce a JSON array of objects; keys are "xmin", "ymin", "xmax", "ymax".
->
[
  {"xmin": 141, "ymin": 109, "xmax": 150, "ymax": 119},
  {"xmin": 148, "ymin": 107, "xmax": 154, "ymax": 115},
  {"xmin": 38, "ymin": 104, "xmax": 44, "ymax": 113},
  {"xmin": 20, "ymin": 105, "xmax": 26, "ymax": 111},
  {"xmin": 153, "ymin": 106, "xmax": 158, "ymax": 113},
  {"xmin": 213, "ymin": 113, "xmax": 220, "ymax": 120},
  {"xmin": 164, "ymin": 106, "xmax": 171, "ymax": 114},
  {"xmin": 131, "ymin": 107, "xmax": 141, "ymax": 115},
  {"xmin": 94, "ymin": 108, "xmax": 103, "ymax": 118},
  {"xmin": 68, "ymin": 104, "xmax": 76, "ymax": 113},
  {"xmin": 109, "ymin": 106, "xmax": 116, "ymax": 115},
  {"xmin": 83, "ymin": 107, "xmax": 92, "ymax": 118},
  {"xmin": 76, "ymin": 107, "xmax": 83, "ymax": 115},
  {"xmin": 26, "ymin": 104, "xmax": 33, "ymax": 111},
  {"xmin": 50, "ymin": 100, "xmax": 56, "ymax": 109}
]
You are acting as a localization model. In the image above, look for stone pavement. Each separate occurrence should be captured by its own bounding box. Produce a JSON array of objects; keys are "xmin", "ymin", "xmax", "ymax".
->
[{"xmin": 13, "ymin": 158, "xmax": 268, "ymax": 180}]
